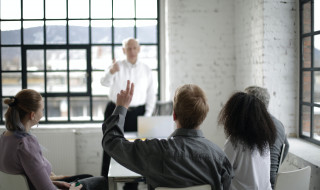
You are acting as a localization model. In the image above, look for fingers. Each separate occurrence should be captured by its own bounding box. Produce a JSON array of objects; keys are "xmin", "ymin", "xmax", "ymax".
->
[{"xmin": 130, "ymin": 83, "xmax": 134, "ymax": 96}]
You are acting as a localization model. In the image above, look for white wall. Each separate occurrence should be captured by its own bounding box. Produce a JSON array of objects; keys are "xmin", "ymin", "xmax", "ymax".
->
[{"xmin": 165, "ymin": 0, "xmax": 299, "ymax": 147}]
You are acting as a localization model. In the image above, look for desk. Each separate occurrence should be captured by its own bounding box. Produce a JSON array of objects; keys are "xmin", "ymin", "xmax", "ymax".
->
[{"xmin": 108, "ymin": 158, "xmax": 143, "ymax": 190}]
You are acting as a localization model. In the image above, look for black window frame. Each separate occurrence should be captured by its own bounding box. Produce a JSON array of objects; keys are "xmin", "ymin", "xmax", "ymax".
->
[
  {"xmin": 299, "ymin": 0, "xmax": 320, "ymax": 145},
  {"xmin": 0, "ymin": 0, "xmax": 160, "ymax": 124}
]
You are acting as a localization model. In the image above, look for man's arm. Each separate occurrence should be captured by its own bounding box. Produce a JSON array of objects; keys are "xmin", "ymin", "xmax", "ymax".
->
[{"xmin": 100, "ymin": 59, "xmax": 119, "ymax": 87}]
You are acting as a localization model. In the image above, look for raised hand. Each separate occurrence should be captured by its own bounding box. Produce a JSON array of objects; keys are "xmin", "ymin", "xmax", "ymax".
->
[
  {"xmin": 110, "ymin": 58, "xmax": 120, "ymax": 74},
  {"xmin": 116, "ymin": 80, "xmax": 134, "ymax": 109}
]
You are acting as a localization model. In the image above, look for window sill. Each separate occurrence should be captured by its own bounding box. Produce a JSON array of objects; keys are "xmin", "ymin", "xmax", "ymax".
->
[{"xmin": 287, "ymin": 137, "xmax": 320, "ymax": 167}]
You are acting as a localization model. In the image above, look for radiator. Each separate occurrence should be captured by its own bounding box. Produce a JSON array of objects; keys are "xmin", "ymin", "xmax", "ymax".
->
[{"xmin": 31, "ymin": 130, "xmax": 77, "ymax": 176}]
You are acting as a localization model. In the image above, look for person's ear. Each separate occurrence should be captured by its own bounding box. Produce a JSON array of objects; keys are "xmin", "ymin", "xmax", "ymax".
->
[
  {"xmin": 122, "ymin": 47, "xmax": 126, "ymax": 54},
  {"xmin": 30, "ymin": 112, "xmax": 35, "ymax": 120},
  {"xmin": 173, "ymin": 111, "xmax": 177, "ymax": 121},
  {"xmin": 137, "ymin": 45, "xmax": 140, "ymax": 53}
]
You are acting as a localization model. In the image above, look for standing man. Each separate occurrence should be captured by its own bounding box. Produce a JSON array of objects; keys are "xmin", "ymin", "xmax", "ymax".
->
[
  {"xmin": 100, "ymin": 38, "xmax": 156, "ymax": 189},
  {"xmin": 245, "ymin": 86, "xmax": 290, "ymax": 189},
  {"xmin": 102, "ymin": 81, "xmax": 233, "ymax": 189}
]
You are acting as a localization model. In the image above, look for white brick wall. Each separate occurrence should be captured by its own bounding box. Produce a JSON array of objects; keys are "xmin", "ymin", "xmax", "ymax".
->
[{"xmin": 166, "ymin": 0, "xmax": 299, "ymax": 146}]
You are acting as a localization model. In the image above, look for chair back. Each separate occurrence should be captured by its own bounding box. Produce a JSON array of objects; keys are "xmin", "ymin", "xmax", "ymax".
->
[
  {"xmin": 274, "ymin": 166, "xmax": 311, "ymax": 190},
  {"xmin": 155, "ymin": 184, "xmax": 211, "ymax": 190},
  {"xmin": 276, "ymin": 143, "xmax": 286, "ymax": 174},
  {"xmin": 0, "ymin": 170, "xmax": 30, "ymax": 190}
]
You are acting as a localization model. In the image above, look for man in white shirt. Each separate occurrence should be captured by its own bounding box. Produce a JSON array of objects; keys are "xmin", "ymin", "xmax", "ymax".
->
[{"xmin": 100, "ymin": 38, "xmax": 156, "ymax": 190}]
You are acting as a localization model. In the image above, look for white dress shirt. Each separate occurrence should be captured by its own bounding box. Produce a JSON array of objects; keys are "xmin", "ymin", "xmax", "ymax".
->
[
  {"xmin": 224, "ymin": 138, "xmax": 272, "ymax": 190},
  {"xmin": 100, "ymin": 59, "xmax": 156, "ymax": 116}
]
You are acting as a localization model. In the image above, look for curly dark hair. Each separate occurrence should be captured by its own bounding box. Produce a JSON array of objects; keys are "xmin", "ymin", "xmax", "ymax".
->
[{"xmin": 218, "ymin": 92, "xmax": 276, "ymax": 155}]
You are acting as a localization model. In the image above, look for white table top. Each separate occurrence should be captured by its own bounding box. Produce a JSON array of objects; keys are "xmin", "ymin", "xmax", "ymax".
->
[{"xmin": 108, "ymin": 158, "xmax": 141, "ymax": 178}]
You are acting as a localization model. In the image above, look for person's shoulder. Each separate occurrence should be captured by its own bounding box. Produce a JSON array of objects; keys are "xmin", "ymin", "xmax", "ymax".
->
[{"xmin": 18, "ymin": 134, "xmax": 41, "ymax": 152}]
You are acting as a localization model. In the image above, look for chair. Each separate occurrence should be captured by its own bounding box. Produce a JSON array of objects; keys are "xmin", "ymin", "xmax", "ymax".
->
[
  {"xmin": 155, "ymin": 184, "xmax": 211, "ymax": 190},
  {"xmin": 274, "ymin": 166, "xmax": 311, "ymax": 190},
  {"xmin": 0, "ymin": 170, "xmax": 30, "ymax": 190},
  {"xmin": 276, "ymin": 143, "xmax": 286, "ymax": 174}
]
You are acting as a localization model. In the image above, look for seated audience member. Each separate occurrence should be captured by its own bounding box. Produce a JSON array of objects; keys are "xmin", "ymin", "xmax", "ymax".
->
[
  {"xmin": 102, "ymin": 81, "xmax": 233, "ymax": 190},
  {"xmin": 245, "ymin": 86, "xmax": 290, "ymax": 189},
  {"xmin": 0, "ymin": 89, "xmax": 107, "ymax": 190},
  {"xmin": 218, "ymin": 92, "xmax": 277, "ymax": 190}
]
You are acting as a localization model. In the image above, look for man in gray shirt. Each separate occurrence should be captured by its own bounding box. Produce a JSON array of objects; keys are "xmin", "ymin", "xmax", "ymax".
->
[
  {"xmin": 245, "ymin": 86, "xmax": 290, "ymax": 189},
  {"xmin": 102, "ymin": 81, "xmax": 233, "ymax": 189}
]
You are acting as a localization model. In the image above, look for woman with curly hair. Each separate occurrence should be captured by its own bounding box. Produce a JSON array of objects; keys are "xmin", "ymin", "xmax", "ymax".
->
[{"xmin": 218, "ymin": 92, "xmax": 276, "ymax": 190}]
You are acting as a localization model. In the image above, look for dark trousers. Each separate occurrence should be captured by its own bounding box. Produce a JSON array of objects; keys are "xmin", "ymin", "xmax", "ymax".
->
[{"xmin": 101, "ymin": 101, "xmax": 145, "ymax": 190}]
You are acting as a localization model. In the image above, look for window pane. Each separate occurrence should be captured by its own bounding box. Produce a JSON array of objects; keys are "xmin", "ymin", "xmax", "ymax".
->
[
  {"xmin": 68, "ymin": 0, "xmax": 89, "ymax": 18},
  {"xmin": 315, "ymin": 0, "xmax": 320, "ymax": 32},
  {"xmin": 314, "ymin": 71, "xmax": 320, "ymax": 102},
  {"xmin": 137, "ymin": 20, "xmax": 157, "ymax": 43},
  {"xmin": 136, "ymin": 0, "xmax": 157, "ymax": 18},
  {"xmin": 114, "ymin": 20, "xmax": 134, "ymax": 43},
  {"xmin": 69, "ymin": 49, "xmax": 87, "ymax": 70},
  {"xmin": 314, "ymin": 106, "xmax": 320, "ymax": 140},
  {"xmin": 47, "ymin": 72, "xmax": 67, "ymax": 92},
  {"xmin": 70, "ymin": 97, "xmax": 90, "ymax": 120},
  {"xmin": 140, "ymin": 45, "xmax": 158, "ymax": 69},
  {"xmin": 70, "ymin": 72, "xmax": 87, "ymax": 92},
  {"xmin": 27, "ymin": 72, "xmax": 44, "ymax": 93},
  {"xmin": 303, "ymin": 2, "xmax": 311, "ymax": 34},
  {"xmin": 303, "ymin": 71, "xmax": 311, "ymax": 102},
  {"xmin": 92, "ymin": 96, "xmax": 108, "ymax": 120},
  {"xmin": 91, "ymin": 0, "xmax": 112, "ymax": 18},
  {"xmin": 1, "ymin": 21, "xmax": 21, "ymax": 45},
  {"xmin": 303, "ymin": 37, "xmax": 311, "ymax": 68},
  {"xmin": 47, "ymin": 97, "xmax": 68, "ymax": 121},
  {"xmin": 0, "ymin": 0, "xmax": 21, "ymax": 19},
  {"xmin": 69, "ymin": 20, "xmax": 89, "ymax": 44},
  {"xmin": 92, "ymin": 46, "xmax": 112, "ymax": 70},
  {"xmin": 46, "ymin": 21, "xmax": 67, "ymax": 44},
  {"xmin": 23, "ymin": 21, "xmax": 44, "ymax": 45},
  {"xmin": 113, "ymin": 0, "xmax": 134, "ymax": 18},
  {"xmin": 91, "ymin": 71, "xmax": 109, "ymax": 95},
  {"xmin": 315, "ymin": 35, "xmax": 320, "ymax": 67},
  {"xmin": 46, "ymin": 0, "xmax": 66, "ymax": 19},
  {"xmin": 27, "ymin": 50, "xmax": 44, "ymax": 71},
  {"xmin": 1, "ymin": 47, "xmax": 21, "ymax": 71},
  {"xmin": 302, "ymin": 105, "xmax": 311, "ymax": 137},
  {"xmin": 2, "ymin": 72, "xmax": 22, "ymax": 96},
  {"xmin": 114, "ymin": 45, "xmax": 125, "ymax": 60},
  {"xmin": 91, "ymin": 20, "xmax": 112, "ymax": 44},
  {"xmin": 47, "ymin": 50, "xmax": 67, "ymax": 70},
  {"xmin": 23, "ymin": 0, "xmax": 43, "ymax": 19}
]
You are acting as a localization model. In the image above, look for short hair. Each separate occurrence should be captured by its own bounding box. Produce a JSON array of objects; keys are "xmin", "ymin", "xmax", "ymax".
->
[
  {"xmin": 4, "ymin": 89, "xmax": 42, "ymax": 131},
  {"xmin": 173, "ymin": 84, "xmax": 209, "ymax": 129},
  {"xmin": 122, "ymin": 37, "xmax": 140, "ymax": 48},
  {"xmin": 218, "ymin": 92, "xmax": 276, "ymax": 155},
  {"xmin": 244, "ymin": 86, "xmax": 270, "ymax": 107}
]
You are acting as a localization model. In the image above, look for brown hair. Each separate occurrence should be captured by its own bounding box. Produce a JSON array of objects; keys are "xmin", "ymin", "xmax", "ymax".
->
[
  {"xmin": 218, "ymin": 92, "xmax": 276, "ymax": 155},
  {"xmin": 173, "ymin": 84, "xmax": 209, "ymax": 129},
  {"xmin": 4, "ymin": 89, "xmax": 42, "ymax": 131}
]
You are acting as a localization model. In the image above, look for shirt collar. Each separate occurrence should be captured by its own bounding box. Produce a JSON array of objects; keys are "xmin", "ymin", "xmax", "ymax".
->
[
  {"xmin": 125, "ymin": 59, "xmax": 139, "ymax": 68},
  {"xmin": 168, "ymin": 128, "xmax": 204, "ymax": 139}
]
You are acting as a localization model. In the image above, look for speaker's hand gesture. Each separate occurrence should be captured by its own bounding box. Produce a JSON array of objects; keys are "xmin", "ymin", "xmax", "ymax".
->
[{"xmin": 116, "ymin": 80, "xmax": 134, "ymax": 109}]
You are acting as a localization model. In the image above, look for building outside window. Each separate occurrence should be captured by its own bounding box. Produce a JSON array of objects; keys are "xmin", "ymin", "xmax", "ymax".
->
[
  {"xmin": 300, "ymin": 0, "xmax": 320, "ymax": 145},
  {"xmin": 0, "ymin": 0, "xmax": 160, "ymax": 123}
]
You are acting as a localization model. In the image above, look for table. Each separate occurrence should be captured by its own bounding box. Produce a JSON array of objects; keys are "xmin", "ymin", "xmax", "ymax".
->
[{"xmin": 108, "ymin": 158, "xmax": 144, "ymax": 190}]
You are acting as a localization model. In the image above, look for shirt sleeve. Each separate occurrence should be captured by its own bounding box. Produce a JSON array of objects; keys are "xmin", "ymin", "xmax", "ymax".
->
[
  {"xmin": 144, "ymin": 69, "xmax": 156, "ymax": 116},
  {"xmin": 100, "ymin": 64, "xmax": 115, "ymax": 87},
  {"xmin": 17, "ymin": 136, "xmax": 57, "ymax": 190},
  {"xmin": 223, "ymin": 139, "xmax": 237, "ymax": 167},
  {"xmin": 101, "ymin": 106, "xmax": 160, "ymax": 176}
]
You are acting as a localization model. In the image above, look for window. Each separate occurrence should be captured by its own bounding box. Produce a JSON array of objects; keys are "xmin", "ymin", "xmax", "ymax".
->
[
  {"xmin": 300, "ymin": 0, "xmax": 320, "ymax": 145},
  {"xmin": 0, "ymin": 0, "xmax": 160, "ymax": 123}
]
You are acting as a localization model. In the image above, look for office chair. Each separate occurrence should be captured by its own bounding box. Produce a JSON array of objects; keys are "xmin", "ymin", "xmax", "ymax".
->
[
  {"xmin": 155, "ymin": 184, "xmax": 211, "ymax": 190},
  {"xmin": 0, "ymin": 170, "xmax": 30, "ymax": 190},
  {"xmin": 274, "ymin": 166, "xmax": 311, "ymax": 190}
]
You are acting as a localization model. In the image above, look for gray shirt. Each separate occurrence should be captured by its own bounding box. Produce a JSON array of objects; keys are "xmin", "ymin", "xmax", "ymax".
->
[
  {"xmin": 102, "ymin": 106, "xmax": 233, "ymax": 189},
  {"xmin": 270, "ymin": 115, "xmax": 289, "ymax": 189}
]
